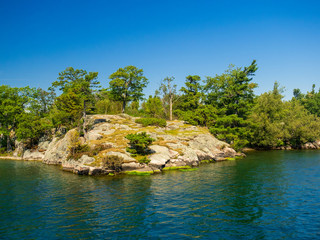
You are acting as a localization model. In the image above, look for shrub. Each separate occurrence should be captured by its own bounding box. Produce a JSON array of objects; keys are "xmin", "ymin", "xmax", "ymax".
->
[
  {"xmin": 135, "ymin": 118, "xmax": 167, "ymax": 127},
  {"xmin": 102, "ymin": 155, "xmax": 123, "ymax": 172},
  {"xmin": 138, "ymin": 156, "xmax": 151, "ymax": 164},
  {"xmin": 125, "ymin": 132, "xmax": 154, "ymax": 155}
]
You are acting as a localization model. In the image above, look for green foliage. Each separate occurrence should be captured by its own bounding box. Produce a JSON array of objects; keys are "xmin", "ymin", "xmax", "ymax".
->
[
  {"xmin": 109, "ymin": 66, "xmax": 148, "ymax": 112},
  {"xmin": 249, "ymin": 83, "xmax": 320, "ymax": 148},
  {"xmin": 135, "ymin": 118, "xmax": 167, "ymax": 127},
  {"xmin": 125, "ymin": 132, "xmax": 154, "ymax": 155},
  {"xmin": 137, "ymin": 156, "xmax": 151, "ymax": 164},
  {"xmin": 204, "ymin": 60, "xmax": 258, "ymax": 147},
  {"xmin": 176, "ymin": 105, "xmax": 217, "ymax": 127},
  {"xmin": 95, "ymin": 90, "xmax": 122, "ymax": 114},
  {"xmin": 179, "ymin": 75, "xmax": 203, "ymax": 111},
  {"xmin": 50, "ymin": 67, "xmax": 100, "ymax": 131},
  {"xmin": 142, "ymin": 95, "xmax": 164, "ymax": 118},
  {"xmin": 102, "ymin": 155, "xmax": 123, "ymax": 172}
]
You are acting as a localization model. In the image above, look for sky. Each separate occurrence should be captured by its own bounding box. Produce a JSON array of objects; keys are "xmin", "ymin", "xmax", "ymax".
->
[{"xmin": 1, "ymin": 0, "xmax": 320, "ymax": 98}]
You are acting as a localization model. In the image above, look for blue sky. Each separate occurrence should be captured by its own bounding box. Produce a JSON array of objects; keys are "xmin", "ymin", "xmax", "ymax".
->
[{"xmin": 1, "ymin": 0, "xmax": 320, "ymax": 98}]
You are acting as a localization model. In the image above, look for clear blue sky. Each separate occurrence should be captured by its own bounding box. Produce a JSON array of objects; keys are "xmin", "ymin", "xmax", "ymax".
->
[{"xmin": 1, "ymin": 0, "xmax": 320, "ymax": 98}]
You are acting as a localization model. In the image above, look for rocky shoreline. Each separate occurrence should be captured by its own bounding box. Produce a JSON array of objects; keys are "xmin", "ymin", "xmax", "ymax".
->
[
  {"xmin": 3, "ymin": 114, "xmax": 320, "ymax": 176},
  {"xmin": 5, "ymin": 114, "xmax": 245, "ymax": 176}
]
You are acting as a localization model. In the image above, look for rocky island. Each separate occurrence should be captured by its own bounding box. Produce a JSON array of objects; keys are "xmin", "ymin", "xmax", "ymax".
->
[{"xmin": 11, "ymin": 114, "xmax": 242, "ymax": 176}]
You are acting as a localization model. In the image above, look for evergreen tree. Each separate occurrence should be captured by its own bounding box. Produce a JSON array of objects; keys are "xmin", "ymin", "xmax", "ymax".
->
[{"xmin": 204, "ymin": 60, "xmax": 258, "ymax": 149}]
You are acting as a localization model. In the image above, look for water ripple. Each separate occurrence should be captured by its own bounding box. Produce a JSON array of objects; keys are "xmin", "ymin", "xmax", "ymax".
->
[{"xmin": 1, "ymin": 151, "xmax": 320, "ymax": 239}]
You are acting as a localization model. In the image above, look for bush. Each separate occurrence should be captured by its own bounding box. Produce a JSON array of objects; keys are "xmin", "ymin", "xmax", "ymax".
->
[
  {"xmin": 135, "ymin": 118, "xmax": 167, "ymax": 127},
  {"xmin": 102, "ymin": 155, "xmax": 123, "ymax": 172},
  {"xmin": 138, "ymin": 156, "xmax": 151, "ymax": 164},
  {"xmin": 125, "ymin": 132, "xmax": 154, "ymax": 155}
]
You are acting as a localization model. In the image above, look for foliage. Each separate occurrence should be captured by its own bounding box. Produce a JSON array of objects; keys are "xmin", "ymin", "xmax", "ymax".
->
[
  {"xmin": 142, "ymin": 95, "xmax": 164, "ymax": 118},
  {"xmin": 137, "ymin": 156, "xmax": 151, "ymax": 164},
  {"xmin": 102, "ymin": 155, "xmax": 123, "ymax": 172},
  {"xmin": 178, "ymin": 75, "xmax": 203, "ymax": 111},
  {"xmin": 125, "ymin": 132, "xmax": 154, "ymax": 155},
  {"xmin": 95, "ymin": 90, "xmax": 122, "ymax": 114},
  {"xmin": 109, "ymin": 65, "xmax": 148, "ymax": 113},
  {"xmin": 204, "ymin": 60, "xmax": 258, "ymax": 148},
  {"xmin": 135, "ymin": 118, "xmax": 167, "ymax": 127},
  {"xmin": 249, "ymin": 83, "xmax": 320, "ymax": 148},
  {"xmin": 50, "ymin": 67, "xmax": 100, "ymax": 135}
]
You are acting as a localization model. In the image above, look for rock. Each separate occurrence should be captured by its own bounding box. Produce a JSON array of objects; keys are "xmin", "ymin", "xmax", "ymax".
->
[
  {"xmin": 194, "ymin": 149, "xmax": 215, "ymax": 161},
  {"xmin": 38, "ymin": 141, "xmax": 50, "ymax": 151},
  {"xmin": 13, "ymin": 140, "xmax": 24, "ymax": 157},
  {"xmin": 221, "ymin": 147, "xmax": 237, "ymax": 157},
  {"xmin": 93, "ymin": 118, "xmax": 107, "ymax": 124},
  {"xmin": 122, "ymin": 162, "xmax": 142, "ymax": 171},
  {"xmin": 149, "ymin": 145, "xmax": 172, "ymax": 168},
  {"xmin": 301, "ymin": 142, "xmax": 317, "ymax": 149},
  {"xmin": 89, "ymin": 167, "xmax": 104, "ymax": 175},
  {"xmin": 179, "ymin": 149, "xmax": 199, "ymax": 166},
  {"xmin": 105, "ymin": 151, "xmax": 136, "ymax": 163},
  {"xmin": 43, "ymin": 129, "xmax": 78, "ymax": 164},
  {"xmin": 23, "ymin": 150, "xmax": 45, "ymax": 161},
  {"xmin": 189, "ymin": 134, "xmax": 227, "ymax": 152},
  {"xmin": 87, "ymin": 132, "xmax": 103, "ymax": 141},
  {"xmin": 78, "ymin": 155, "xmax": 95, "ymax": 165},
  {"xmin": 165, "ymin": 158, "xmax": 187, "ymax": 168},
  {"xmin": 73, "ymin": 166, "xmax": 89, "ymax": 175}
]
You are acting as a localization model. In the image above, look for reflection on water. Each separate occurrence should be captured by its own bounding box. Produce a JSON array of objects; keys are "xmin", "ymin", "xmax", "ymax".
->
[{"xmin": 1, "ymin": 151, "xmax": 320, "ymax": 239}]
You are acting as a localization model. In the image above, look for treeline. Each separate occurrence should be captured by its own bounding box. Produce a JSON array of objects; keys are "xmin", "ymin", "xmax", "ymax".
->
[{"xmin": 1, "ymin": 61, "xmax": 320, "ymax": 152}]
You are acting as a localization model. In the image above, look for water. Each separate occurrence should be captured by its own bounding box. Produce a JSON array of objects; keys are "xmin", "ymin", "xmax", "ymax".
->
[{"xmin": 1, "ymin": 150, "xmax": 320, "ymax": 239}]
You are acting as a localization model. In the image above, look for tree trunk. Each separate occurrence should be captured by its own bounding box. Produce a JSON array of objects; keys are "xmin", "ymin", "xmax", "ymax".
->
[
  {"xmin": 7, "ymin": 135, "xmax": 12, "ymax": 152},
  {"xmin": 122, "ymin": 101, "xmax": 126, "ymax": 113},
  {"xmin": 82, "ymin": 101, "xmax": 87, "ymax": 141},
  {"xmin": 169, "ymin": 95, "xmax": 173, "ymax": 121}
]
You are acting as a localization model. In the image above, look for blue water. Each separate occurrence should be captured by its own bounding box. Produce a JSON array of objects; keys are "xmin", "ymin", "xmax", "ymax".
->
[{"xmin": 1, "ymin": 150, "xmax": 320, "ymax": 239}]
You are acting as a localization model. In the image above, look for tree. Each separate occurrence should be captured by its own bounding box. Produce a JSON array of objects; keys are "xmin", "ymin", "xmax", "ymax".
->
[
  {"xmin": 204, "ymin": 60, "xmax": 258, "ymax": 149},
  {"xmin": 159, "ymin": 77, "xmax": 177, "ymax": 121},
  {"xmin": 142, "ymin": 95, "xmax": 164, "ymax": 118},
  {"xmin": 51, "ymin": 67, "xmax": 99, "ymax": 139},
  {"xmin": 179, "ymin": 75, "xmax": 203, "ymax": 111},
  {"xmin": 109, "ymin": 66, "xmax": 148, "ymax": 113},
  {"xmin": 0, "ymin": 86, "xmax": 30, "ymax": 151}
]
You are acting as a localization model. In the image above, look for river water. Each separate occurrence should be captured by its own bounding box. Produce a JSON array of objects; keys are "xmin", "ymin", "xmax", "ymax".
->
[{"xmin": 0, "ymin": 150, "xmax": 320, "ymax": 239}]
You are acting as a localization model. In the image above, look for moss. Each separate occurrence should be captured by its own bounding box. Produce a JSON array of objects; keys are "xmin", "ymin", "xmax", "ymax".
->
[
  {"xmin": 235, "ymin": 155, "xmax": 244, "ymax": 160},
  {"xmin": 108, "ymin": 173, "xmax": 115, "ymax": 176},
  {"xmin": 179, "ymin": 168, "xmax": 198, "ymax": 172},
  {"xmin": 226, "ymin": 157, "xmax": 236, "ymax": 161},
  {"xmin": 200, "ymin": 160, "xmax": 211, "ymax": 163},
  {"xmin": 162, "ymin": 166, "xmax": 191, "ymax": 170},
  {"xmin": 125, "ymin": 171, "xmax": 153, "ymax": 176}
]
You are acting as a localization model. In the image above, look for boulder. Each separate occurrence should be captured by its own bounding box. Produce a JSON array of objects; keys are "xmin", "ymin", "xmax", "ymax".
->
[
  {"xmin": 149, "ymin": 145, "xmax": 171, "ymax": 168},
  {"xmin": 179, "ymin": 149, "xmax": 199, "ymax": 166},
  {"xmin": 38, "ymin": 141, "xmax": 50, "ymax": 151},
  {"xmin": 23, "ymin": 150, "xmax": 45, "ymax": 161},
  {"xmin": 122, "ymin": 162, "xmax": 142, "ymax": 171},
  {"xmin": 43, "ymin": 129, "xmax": 78, "ymax": 164},
  {"xmin": 87, "ymin": 132, "xmax": 103, "ymax": 141},
  {"xmin": 78, "ymin": 155, "xmax": 95, "ymax": 165},
  {"xmin": 105, "ymin": 151, "xmax": 136, "ymax": 163}
]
